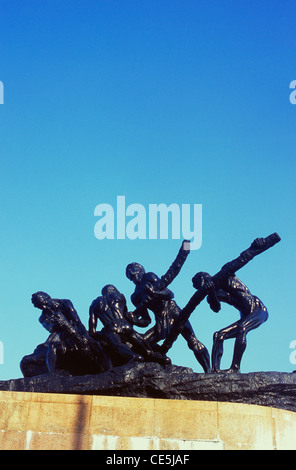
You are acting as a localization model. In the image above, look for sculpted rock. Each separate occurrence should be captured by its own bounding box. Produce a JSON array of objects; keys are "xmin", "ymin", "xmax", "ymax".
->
[{"xmin": 1, "ymin": 363, "xmax": 296, "ymax": 413}]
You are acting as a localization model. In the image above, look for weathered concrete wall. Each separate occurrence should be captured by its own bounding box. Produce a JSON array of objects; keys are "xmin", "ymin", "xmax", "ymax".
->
[{"xmin": 0, "ymin": 390, "xmax": 295, "ymax": 450}]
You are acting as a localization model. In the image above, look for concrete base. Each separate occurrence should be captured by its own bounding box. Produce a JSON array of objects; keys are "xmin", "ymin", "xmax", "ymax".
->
[{"xmin": 0, "ymin": 390, "xmax": 296, "ymax": 450}]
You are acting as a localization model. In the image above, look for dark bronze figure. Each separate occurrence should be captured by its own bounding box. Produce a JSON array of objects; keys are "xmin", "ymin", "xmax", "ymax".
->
[
  {"xmin": 160, "ymin": 233, "xmax": 281, "ymax": 374},
  {"xmin": 126, "ymin": 240, "xmax": 212, "ymax": 373},
  {"xmin": 20, "ymin": 233, "xmax": 280, "ymax": 379},
  {"xmin": 89, "ymin": 284, "xmax": 170, "ymax": 366},
  {"xmin": 193, "ymin": 271, "xmax": 269, "ymax": 373},
  {"xmin": 23, "ymin": 291, "xmax": 111, "ymax": 375}
]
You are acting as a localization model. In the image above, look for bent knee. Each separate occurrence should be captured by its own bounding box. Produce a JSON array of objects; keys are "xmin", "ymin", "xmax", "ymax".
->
[
  {"xmin": 237, "ymin": 325, "xmax": 247, "ymax": 336},
  {"xmin": 213, "ymin": 331, "xmax": 224, "ymax": 343},
  {"xmin": 188, "ymin": 337, "xmax": 207, "ymax": 353}
]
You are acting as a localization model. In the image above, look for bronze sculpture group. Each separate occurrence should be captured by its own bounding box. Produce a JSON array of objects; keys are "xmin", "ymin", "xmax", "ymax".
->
[{"xmin": 20, "ymin": 233, "xmax": 281, "ymax": 377}]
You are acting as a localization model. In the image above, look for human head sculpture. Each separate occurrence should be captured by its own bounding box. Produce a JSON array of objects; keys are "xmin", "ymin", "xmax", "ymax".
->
[
  {"xmin": 192, "ymin": 272, "xmax": 221, "ymax": 313},
  {"xmin": 101, "ymin": 284, "xmax": 120, "ymax": 296},
  {"xmin": 31, "ymin": 291, "xmax": 52, "ymax": 309},
  {"xmin": 126, "ymin": 262, "xmax": 146, "ymax": 285},
  {"xmin": 192, "ymin": 272, "xmax": 213, "ymax": 290}
]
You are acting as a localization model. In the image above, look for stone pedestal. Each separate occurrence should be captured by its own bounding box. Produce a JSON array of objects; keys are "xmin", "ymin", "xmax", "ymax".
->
[{"xmin": 0, "ymin": 390, "xmax": 296, "ymax": 450}]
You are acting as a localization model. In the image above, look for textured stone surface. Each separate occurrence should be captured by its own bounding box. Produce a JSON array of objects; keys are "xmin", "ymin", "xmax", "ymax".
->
[
  {"xmin": 2, "ymin": 390, "xmax": 296, "ymax": 450},
  {"xmin": 1, "ymin": 363, "xmax": 296, "ymax": 412}
]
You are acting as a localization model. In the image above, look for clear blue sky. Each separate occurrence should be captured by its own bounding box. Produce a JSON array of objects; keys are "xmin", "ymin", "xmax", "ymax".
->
[{"xmin": 0, "ymin": 0, "xmax": 295, "ymax": 379}]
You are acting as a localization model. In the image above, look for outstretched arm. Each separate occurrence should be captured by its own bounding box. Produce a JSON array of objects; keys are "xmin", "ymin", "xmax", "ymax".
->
[
  {"xmin": 220, "ymin": 234, "xmax": 281, "ymax": 276},
  {"xmin": 160, "ymin": 233, "xmax": 281, "ymax": 354},
  {"xmin": 158, "ymin": 240, "xmax": 190, "ymax": 289}
]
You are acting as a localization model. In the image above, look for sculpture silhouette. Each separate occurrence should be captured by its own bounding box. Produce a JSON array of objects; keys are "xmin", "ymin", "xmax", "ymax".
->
[
  {"xmin": 126, "ymin": 240, "xmax": 211, "ymax": 373},
  {"xmin": 21, "ymin": 291, "xmax": 111, "ymax": 376},
  {"xmin": 20, "ymin": 233, "xmax": 280, "ymax": 379},
  {"xmin": 160, "ymin": 233, "xmax": 281, "ymax": 374},
  {"xmin": 89, "ymin": 284, "xmax": 170, "ymax": 366}
]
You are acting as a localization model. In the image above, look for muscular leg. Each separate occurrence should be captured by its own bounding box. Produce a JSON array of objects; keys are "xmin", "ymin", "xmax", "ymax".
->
[
  {"xmin": 107, "ymin": 331, "xmax": 144, "ymax": 362},
  {"xmin": 182, "ymin": 321, "xmax": 211, "ymax": 373},
  {"xmin": 229, "ymin": 309, "xmax": 268, "ymax": 373},
  {"xmin": 46, "ymin": 343, "xmax": 60, "ymax": 373},
  {"xmin": 212, "ymin": 308, "xmax": 268, "ymax": 373},
  {"xmin": 212, "ymin": 321, "xmax": 240, "ymax": 373},
  {"xmin": 129, "ymin": 330, "xmax": 154, "ymax": 355},
  {"xmin": 129, "ymin": 330, "xmax": 170, "ymax": 365},
  {"xmin": 143, "ymin": 327, "xmax": 160, "ymax": 346}
]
